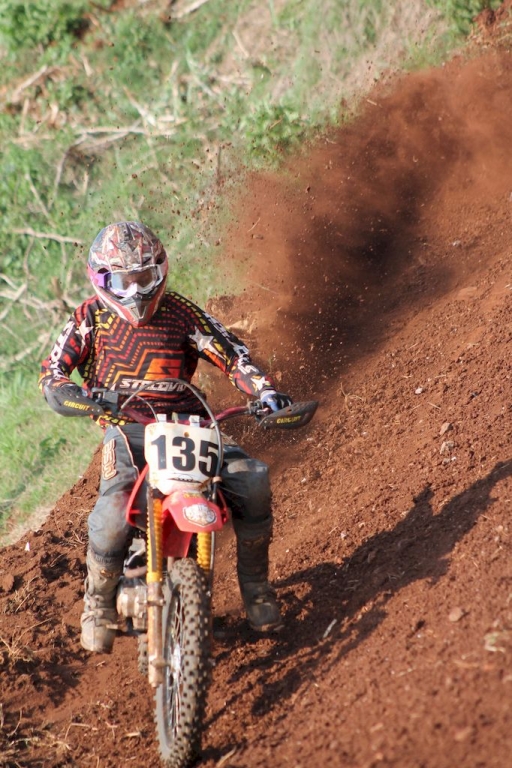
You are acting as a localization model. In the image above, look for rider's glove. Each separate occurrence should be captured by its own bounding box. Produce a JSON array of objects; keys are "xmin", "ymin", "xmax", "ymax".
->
[{"xmin": 260, "ymin": 389, "xmax": 293, "ymax": 413}]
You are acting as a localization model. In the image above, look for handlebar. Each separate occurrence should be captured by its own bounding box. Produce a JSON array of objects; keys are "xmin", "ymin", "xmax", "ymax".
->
[
  {"xmin": 89, "ymin": 379, "xmax": 318, "ymax": 431},
  {"xmin": 84, "ymin": 380, "xmax": 318, "ymax": 497}
]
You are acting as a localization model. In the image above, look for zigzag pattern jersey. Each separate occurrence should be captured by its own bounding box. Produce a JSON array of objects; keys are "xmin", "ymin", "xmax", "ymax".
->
[{"xmin": 39, "ymin": 291, "xmax": 275, "ymax": 425}]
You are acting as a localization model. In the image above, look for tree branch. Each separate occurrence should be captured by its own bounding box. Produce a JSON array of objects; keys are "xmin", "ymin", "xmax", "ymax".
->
[{"xmin": 10, "ymin": 228, "xmax": 83, "ymax": 245}]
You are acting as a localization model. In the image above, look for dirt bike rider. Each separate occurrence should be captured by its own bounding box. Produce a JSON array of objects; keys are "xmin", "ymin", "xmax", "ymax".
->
[{"xmin": 39, "ymin": 221, "xmax": 293, "ymax": 653}]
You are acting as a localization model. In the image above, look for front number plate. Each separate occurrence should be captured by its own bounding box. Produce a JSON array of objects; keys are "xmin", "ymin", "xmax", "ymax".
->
[{"xmin": 144, "ymin": 421, "xmax": 220, "ymax": 487}]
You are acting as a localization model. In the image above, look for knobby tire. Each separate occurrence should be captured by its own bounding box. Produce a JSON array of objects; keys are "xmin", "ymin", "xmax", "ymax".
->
[{"xmin": 155, "ymin": 558, "xmax": 211, "ymax": 768}]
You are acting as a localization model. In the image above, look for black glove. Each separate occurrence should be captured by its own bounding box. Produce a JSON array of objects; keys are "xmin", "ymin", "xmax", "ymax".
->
[
  {"xmin": 260, "ymin": 389, "xmax": 293, "ymax": 413},
  {"xmin": 43, "ymin": 382, "xmax": 104, "ymax": 417}
]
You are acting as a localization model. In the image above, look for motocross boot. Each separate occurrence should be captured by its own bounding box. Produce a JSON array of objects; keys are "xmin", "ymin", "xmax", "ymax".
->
[
  {"xmin": 234, "ymin": 517, "xmax": 283, "ymax": 632},
  {"xmin": 80, "ymin": 549, "xmax": 122, "ymax": 653}
]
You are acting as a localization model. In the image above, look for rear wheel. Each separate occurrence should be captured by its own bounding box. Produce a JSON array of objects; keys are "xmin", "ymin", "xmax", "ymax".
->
[{"xmin": 155, "ymin": 558, "xmax": 211, "ymax": 768}]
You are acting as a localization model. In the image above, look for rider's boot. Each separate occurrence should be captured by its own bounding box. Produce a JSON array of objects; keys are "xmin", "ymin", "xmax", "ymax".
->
[
  {"xmin": 234, "ymin": 517, "xmax": 283, "ymax": 632},
  {"xmin": 80, "ymin": 549, "xmax": 122, "ymax": 653}
]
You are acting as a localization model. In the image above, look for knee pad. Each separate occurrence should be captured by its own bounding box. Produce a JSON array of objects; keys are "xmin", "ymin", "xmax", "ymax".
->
[{"xmin": 223, "ymin": 457, "xmax": 272, "ymax": 522}]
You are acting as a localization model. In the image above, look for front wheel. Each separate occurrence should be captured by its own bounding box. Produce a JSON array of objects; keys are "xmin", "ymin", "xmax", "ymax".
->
[{"xmin": 155, "ymin": 558, "xmax": 211, "ymax": 768}]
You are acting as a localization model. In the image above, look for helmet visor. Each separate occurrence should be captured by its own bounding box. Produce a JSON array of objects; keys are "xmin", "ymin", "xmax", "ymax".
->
[{"xmin": 94, "ymin": 264, "xmax": 165, "ymax": 297}]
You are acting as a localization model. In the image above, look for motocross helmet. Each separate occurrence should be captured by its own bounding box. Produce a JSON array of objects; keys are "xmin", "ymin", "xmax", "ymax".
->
[{"xmin": 87, "ymin": 221, "xmax": 168, "ymax": 327}]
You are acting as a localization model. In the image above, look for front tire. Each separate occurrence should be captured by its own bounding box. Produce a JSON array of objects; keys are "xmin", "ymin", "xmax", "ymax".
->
[{"xmin": 155, "ymin": 558, "xmax": 211, "ymax": 768}]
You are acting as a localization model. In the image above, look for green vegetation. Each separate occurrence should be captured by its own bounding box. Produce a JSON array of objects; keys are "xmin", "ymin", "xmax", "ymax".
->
[
  {"xmin": 0, "ymin": 0, "xmax": 498, "ymax": 538},
  {"xmin": 429, "ymin": 0, "xmax": 501, "ymax": 34},
  {"xmin": 0, "ymin": 371, "xmax": 100, "ymax": 528}
]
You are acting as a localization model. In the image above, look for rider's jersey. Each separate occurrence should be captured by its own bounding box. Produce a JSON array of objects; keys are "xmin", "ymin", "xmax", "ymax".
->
[{"xmin": 39, "ymin": 291, "xmax": 275, "ymax": 425}]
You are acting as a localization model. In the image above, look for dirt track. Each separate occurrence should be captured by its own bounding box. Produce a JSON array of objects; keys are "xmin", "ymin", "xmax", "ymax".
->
[{"xmin": 2, "ymin": 12, "xmax": 512, "ymax": 768}]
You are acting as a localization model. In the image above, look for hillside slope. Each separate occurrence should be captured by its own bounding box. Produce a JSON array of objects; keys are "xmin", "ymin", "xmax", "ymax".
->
[{"xmin": 2, "ymin": 17, "xmax": 512, "ymax": 768}]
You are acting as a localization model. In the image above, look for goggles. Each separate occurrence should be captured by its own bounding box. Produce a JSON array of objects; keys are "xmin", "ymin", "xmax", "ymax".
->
[{"xmin": 94, "ymin": 264, "xmax": 165, "ymax": 298}]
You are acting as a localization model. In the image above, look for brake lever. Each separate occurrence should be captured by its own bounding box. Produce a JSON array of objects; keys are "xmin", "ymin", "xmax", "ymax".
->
[
  {"xmin": 90, "ymin": 388, "xmax": 120, "ymax": 414},
  {"xmin": 249, "ymin": 399, "xmax": 272, "ymax": 421}
]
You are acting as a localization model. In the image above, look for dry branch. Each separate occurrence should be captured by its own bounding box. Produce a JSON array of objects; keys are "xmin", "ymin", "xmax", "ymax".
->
[
  {"xmin": 25, "ymin": 172, "xmax": 51, "ymax": 220},
  {"xmin": 0, "ymin": 273, "xmax": 22, "ymax": 290},
  {"xmin": 72, "ymin": 123, "xmax": 182, "ymax": 152},
  {"xmin": 76, "ymin": 124, "xmax": 182, "ymax": 136},
  {"xmin": 9, "ymin": 65, "xmax": 51, "ymax": 105},
  {"xmin": 0, "ymin": 283, "xmax": 27, "ymax": 322},
  {"xmin": 11, "ymin": 228, "xmax": 83, "ymax": 245},
  {"xmin": 173, "ymin": 0, "xmax": 212, "ymax": 19}
]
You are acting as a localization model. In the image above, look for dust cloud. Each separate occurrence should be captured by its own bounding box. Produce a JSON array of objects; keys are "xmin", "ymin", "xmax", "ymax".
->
[{"xmin": 221, "ymin": 49, "xmax": 512, "ymax": 396}]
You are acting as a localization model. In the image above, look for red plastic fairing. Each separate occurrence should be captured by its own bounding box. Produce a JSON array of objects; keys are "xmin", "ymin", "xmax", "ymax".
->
[
  {"xmin": 126, "ymin": 466, "xmax": 230, "ymax": 557},
  {"xmin": 161, "ymin": 489, "xmax": 227, "ymax": 532},
  {"xmin": 126, "ymin": 465, "xmax": 149, "ymax": 526},
  {"xmin": 162, "ymin": 528, "xmax": 194, "ymax": 558},
  {"xmin": 161, "ymin": 489, "xmax": 229, "ymax": 558}
]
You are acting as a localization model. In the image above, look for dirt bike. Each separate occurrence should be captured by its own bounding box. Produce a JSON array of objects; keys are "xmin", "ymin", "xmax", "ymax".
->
[{"xmin": 92, "ymin": 379, "xmax": 318, "ymax": 768}]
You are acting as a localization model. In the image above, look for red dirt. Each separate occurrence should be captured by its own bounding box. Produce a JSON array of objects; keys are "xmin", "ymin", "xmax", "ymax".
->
[{"xmin": 3, "ymin": 15, "xmax": 512, "ymax": 768}]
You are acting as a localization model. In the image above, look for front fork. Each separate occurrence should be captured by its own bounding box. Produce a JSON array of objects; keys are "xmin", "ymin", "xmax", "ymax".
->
[
  {"xmin": 146, "ymin": 492, "xmax": 215, "ymax": 688},
  {"xmin": 197, "ymin": 531, "xmax": 215, "ymax": 582},
  {"xmin": 197, "ymin": 482, "xmax": 220, "ymax": 588},
  {"xmin": 147, "ymin": 491, "xmax": 165, "ymax": 688}
]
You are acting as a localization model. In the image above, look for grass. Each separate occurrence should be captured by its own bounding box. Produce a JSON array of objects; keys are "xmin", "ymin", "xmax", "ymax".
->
[
  {"xmin": 0, "ymin": 373, "xmax": 101, "ymax": 540},
  {"xmin": 0, "ymin": 633, "xmax": 35, "ymax": 665},
  {"xmin": 0, "ymin": 0, "xmax": 496, "ymax": 537}
]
